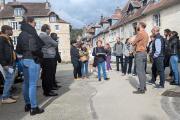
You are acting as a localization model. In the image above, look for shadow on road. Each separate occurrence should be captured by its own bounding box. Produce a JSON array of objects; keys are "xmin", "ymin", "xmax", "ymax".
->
[{"xmin": 0, "ymin": 69, "xmax": 74, "ymax": 120}]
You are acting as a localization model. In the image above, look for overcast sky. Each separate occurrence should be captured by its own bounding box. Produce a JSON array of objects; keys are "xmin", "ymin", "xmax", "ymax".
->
[{"xmin": 6, "ymin": 0, "xmax": 127, "ymax": 28}]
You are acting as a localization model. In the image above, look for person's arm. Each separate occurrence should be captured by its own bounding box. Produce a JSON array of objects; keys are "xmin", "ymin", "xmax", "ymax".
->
[
  {"xmin": 154, "ymin": 39, "xmax": 161, "ymax": 58},
  {"xmin": 132, "ymin": 33, "xmax": 143, "ymax": 46},
  {"xmin": 41, "ymin": 34, "xmax": 58, "ymax": 47},
  {"xmin": 0, "ymin": 39, "xmax": 6, "ymax": 66},
  {"xmin": 56, "ymin": 47, "xmax": 61, "ymax": 63},
  {"xmin": 92, "ymin": 48, "xmax": 96, "ymax": 56}
]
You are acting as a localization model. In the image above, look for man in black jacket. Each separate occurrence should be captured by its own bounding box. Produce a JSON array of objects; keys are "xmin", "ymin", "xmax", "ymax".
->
[
  {"xmin": 0, "ymin": 25, "xmax": 17, "ymax": 104},
  {"xmin": 50, "ymin": 33, "xmax": 61, "ymax": 86},
  {"xmin": 16, "ymin": 17, "xmax": 44, "ymax": 115},
  {"xmin": 149, "ymin": 27, "xmax": 165, "ymax": 88},
  {"xmin": 70, "ymin": 41, "xmax": 82, "ymax": 80}
]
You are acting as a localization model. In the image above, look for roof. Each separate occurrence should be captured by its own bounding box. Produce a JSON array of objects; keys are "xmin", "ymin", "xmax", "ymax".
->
[
  {"xmin": 110, "ymin": 1, "xmax": 146, "ymax": 30},
  {"xmin": 143, "ymin": 0, "xmax": 180, "ymax": 15},
  {"xmin": 0, "ymin": 2, "xmax": 68, "ymax": 24}
]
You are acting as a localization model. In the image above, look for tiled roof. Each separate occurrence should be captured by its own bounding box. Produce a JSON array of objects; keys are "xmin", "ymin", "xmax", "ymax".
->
[
  {"xmin": 143, "ymin": 0, "xmax": 180, "ymax": 15},
  {"xmin": 0, "ymin": 2, "xmax": 68, "ymax": 23}
]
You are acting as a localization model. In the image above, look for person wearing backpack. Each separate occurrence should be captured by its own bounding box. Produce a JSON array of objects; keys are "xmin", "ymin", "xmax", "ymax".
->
[{"xmin": 113, "ymin": 37, "xmax": 124, "ymax": 72}]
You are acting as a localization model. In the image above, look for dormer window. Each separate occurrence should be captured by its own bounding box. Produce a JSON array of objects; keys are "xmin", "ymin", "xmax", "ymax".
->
[
  {"xmin": 14, "ymin": 8, "xmax": 25, "ymax": 17},
  {"xmin": 152, "ymin": 0, "xmax": 160, "ymax": 3},
  {"xmin": 50, "ymin": 14, "xmax": 57, "ymax": 22}
]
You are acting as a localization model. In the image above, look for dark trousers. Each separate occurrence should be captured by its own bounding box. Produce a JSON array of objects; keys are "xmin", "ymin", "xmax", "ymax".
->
[
  {"xmin": 116, "ymin": 56, "xmax": 123, "ymax": 71},
  {"xmin": 151, "ymin": 57, "xmax": 165, "ymax": 86},
  {"xmin": 135, "ymin": 52, "xmax": 147, "ymax": 90},
  {"xmin": 72, "ymin": 61, "xmax": 82, "ymax": 79},
  {"xmin": 41, "ymin": 58, "xmax": 55, "ymax": 94},
  {"xmin": 52, "ymin": 59, "xmax": 58, "ymax": 86},
  {"xmin": 123, "ymin": 56, "xmax": 133, "ymax": 74}
]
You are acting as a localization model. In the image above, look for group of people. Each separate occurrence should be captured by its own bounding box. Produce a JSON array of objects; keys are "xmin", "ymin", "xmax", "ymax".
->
[
  {"xmin": 71, "ymin": 21, "xmax": 180, "ymax": 95},
  {"xmin": 70, "ymin": 40, "xmax": 111, "ymax": 81},
  {"xmin": 0, "ymin": 17, "xmax": 62, "ymax": 115}
]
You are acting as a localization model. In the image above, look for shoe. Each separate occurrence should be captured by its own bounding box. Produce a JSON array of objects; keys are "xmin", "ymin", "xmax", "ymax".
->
[
  {"xmin": 132, "ymin": 74, "xmax": 136, "ymax": 76},
  {"xmin": 55, "ymin": 85, "xmax": 62, "ymax": 88},
  {"xmin": 170, "ymin": 82, "xmax": 180, "ymax": 86},
  {"xmin": 51, "ymin": 87, "xmax": 59, "ymax": 90},
  {"xmin": 98, "ymin": 79, "xmax": 101, "ymax": 81},
  {"xmin": 25, "ymin": 104, "xmax": 31, "ymax": 112},
  {"xmin": 148, "ymin": 80, "xmax": 155, "ymax": 85},
  {"xmin": 138, "ymin": 87, "xmax": 147, "ymax": 91},
  {"xmin": 122, "ymin": 73, "xmax": 126, "ymax": 76},
  {"xmin": 1, "ymin": 98, "xmax": 17, "ymax": 104},
  {"xmin": 105, "ymin": 78, "xmax": 110, "ymax": 81},
  {"xmin": 155, "ymin": 84, "xmax": 164, "ymax": 88},
  {"xmin": 10, "ymin": 95, "xmax": 19, "ymax": 100},
  {"xmin": 133, "ymin": 90, "xmax": 145, "ymax": 94},
  {"xmin": 30, "ymin": 107, "xmax": 44, "ymax": 116},
  {"xmin": 44, "ymin": 91, "xmax": 58, "ymax": 97}
]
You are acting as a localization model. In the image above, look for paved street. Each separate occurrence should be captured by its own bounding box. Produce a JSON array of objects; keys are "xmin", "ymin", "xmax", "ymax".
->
[{"xmin": 0, "ymin": 64, "xmax": 180, "ymax": 120}]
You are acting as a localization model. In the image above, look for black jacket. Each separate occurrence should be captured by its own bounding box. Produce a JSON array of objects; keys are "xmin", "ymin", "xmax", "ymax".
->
[
  {"xmin": 70, "ymin": 45, "xmax": 79, "ymax": 63},
  {"xmin": 55, "ymin": 46, "xmax": 61, "ymax": 63},
  {"xmin": 92, "ymin": 47, "xmax": 106, "ymax": 63},
  {"xmin": 16, "ymin": 22, "xmax": 44, "ymax": 62},
  {"xmin": 168, "ymin": 36, "xmax": 179, "ymax": 56},
  {"xmin": 152, "ymin": 33, "xmax": 165, "ymax": 57},
  {"xmin": 0, "ymin": 35, "xmax": 15, "ymax": 66}
]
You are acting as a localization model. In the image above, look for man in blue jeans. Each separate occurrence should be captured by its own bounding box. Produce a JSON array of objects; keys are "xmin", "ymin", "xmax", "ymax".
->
[
  {"xmin": 0, "ymin": 25, "xmax": 17, "ymax": 104},
  {"xmin": 92, "ymin": 40, "xmax": 110, "ymax": 81},
  {"xmin": 16, "ymin": 17, "xmax": 44, "ymax": 115}
]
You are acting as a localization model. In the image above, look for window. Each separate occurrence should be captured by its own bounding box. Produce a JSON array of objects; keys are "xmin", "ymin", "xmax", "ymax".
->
[
  {"xmin": 36, "ymin": 21, "xmax": 42, "ymax": 30},
  {"xmin": 50, "ymin": 14, "xmax": 57, "ymax": 22},
  {"xmin": 55, "ymin": 25, "xmax": 60, "ymax": 31},
  {"xmin": 14, "ymin": 8, "xmax": 25, "ymax": 17},
  {"xmin": 11, "ymin": 21, "xmax": 18, "ymax": 30},
  {"xmin": 153, "ymin": 0, "xmax": 160, "ymax": 3},
  {"xmin": 153, "ymin": 13, "xmax": 161, "ymax": 26}
]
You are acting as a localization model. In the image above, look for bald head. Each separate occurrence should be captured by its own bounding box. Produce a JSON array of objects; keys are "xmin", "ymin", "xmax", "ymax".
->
[{"xmin": 152, "ymin": 26, "xmax": 160, "ymax": 35}]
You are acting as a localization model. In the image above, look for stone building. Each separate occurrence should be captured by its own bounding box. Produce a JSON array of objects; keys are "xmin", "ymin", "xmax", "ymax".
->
[{"xmin": 0, "ymin": 0, "xmax": 71, "ymax": 62}]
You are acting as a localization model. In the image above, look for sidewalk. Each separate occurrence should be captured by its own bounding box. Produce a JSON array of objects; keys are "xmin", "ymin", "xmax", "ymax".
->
[
  {"xmin": 0, "ymin": 64, "xmax": 180, "ymax": 120},
  {"xmin": 90, "ymin": 71, "xmax": 175, "ymax": 120}
]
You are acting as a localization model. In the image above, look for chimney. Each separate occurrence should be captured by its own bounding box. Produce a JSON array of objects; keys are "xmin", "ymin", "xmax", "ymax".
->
[
  {"xmin": 45, "ymin": 0, "xmax": 51, "ymax": 9},
  {"xmin": 0, "ymin": 0, "xmax": 5, "ymax": 10},
  {"xmin": 112, "ymin": 7, "xmax": 123, "ymax": 20},
  {"xmin": 13, "ymin": 0, "xmax": 16, "ymax": 2}
]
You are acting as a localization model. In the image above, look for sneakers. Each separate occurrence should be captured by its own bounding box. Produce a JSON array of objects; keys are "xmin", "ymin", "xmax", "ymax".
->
[
  {"xmin": 1, "ymin": 98, "xmax": 17, "ymax": 104},
  {"xmin": 11, "ymin": 95, "xmax": 19, "ymax": 100},
  {"xmin": 30, "ymin": 107, "xmax": 44, "ymax": 116},
  {"xmin": 105, "ymin": 78, "xmax": 110, "ymax": 81}
]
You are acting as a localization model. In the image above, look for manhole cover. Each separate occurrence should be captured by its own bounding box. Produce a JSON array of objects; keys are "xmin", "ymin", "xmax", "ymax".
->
[{"xmin": 162, "ymin": 90, "xmax": 180, "ymax": 97}]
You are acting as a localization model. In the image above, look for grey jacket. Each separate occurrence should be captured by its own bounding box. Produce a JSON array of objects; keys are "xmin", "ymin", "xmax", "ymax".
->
[
  {"xmin": 113, "ymin": 42, "xmax": 124, "ymax": 56},
  {"xmin": 39, "ymin": 32, "xmax": 58, "ymax": 58},
  {"xmin": 123, "ymin": 43, "xmax": 134, "ymax": 57}
]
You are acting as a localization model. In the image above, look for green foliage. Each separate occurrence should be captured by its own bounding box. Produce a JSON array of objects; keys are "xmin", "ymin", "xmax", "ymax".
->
[{"xmin": 70, "ymin": 28, "xmax": 83, "ymax": 43}]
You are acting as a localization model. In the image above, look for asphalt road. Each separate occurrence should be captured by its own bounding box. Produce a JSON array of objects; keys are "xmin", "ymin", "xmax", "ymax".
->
[{"xmin": 0, "ymin": 64, "xmax": 180, "ymax": 120}]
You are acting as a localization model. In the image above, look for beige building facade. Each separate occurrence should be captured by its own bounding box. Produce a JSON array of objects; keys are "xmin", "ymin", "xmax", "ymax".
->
[
  {"xmin": 90, "ymin": 0, "xmax": 180, "ymax": 48},
  {"xmin": 0, "ymin": 0, "xmax": 71, "ymax": 62}
]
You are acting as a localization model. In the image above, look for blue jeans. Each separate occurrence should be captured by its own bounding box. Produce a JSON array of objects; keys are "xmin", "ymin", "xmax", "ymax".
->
[
  {"xmin": 170, "ymin": 55, "xmax": 180, "ymax": 84},
  {"xmin": 81, "ymin": 61, "xmax": 88, "ymax": 77},
  {"xmin": 97, "ymin": 62, "xmax": 107, "ymax": 80},
  {"xmin": 2, "ymin": 66, "xmax": 15, "ymax": 99},
  {"xmin": 22, "ymin": 59, "xmax": 40, "ymax": 108}
]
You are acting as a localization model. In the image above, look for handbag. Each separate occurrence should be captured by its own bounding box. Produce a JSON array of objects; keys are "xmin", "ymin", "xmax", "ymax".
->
[{"xmin": 80, "ymin": 56, "xmax": 88, "ymax": 62}]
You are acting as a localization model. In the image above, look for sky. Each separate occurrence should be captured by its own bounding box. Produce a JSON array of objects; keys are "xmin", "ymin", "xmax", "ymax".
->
[{"xmin": 6, "ymin": 0, "xmax": 127, "ymax": 28}]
